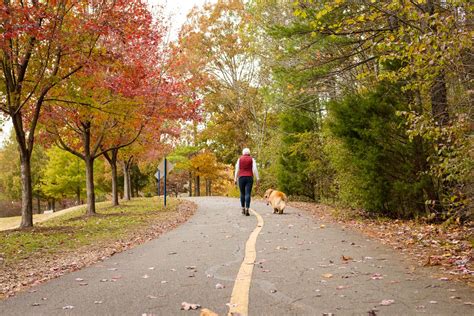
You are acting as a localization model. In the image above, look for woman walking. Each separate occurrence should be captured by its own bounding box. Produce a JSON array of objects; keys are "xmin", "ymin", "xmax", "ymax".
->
[{"xmin": 234, "ymin": 148, "xmax": 259, "ymax": 216}]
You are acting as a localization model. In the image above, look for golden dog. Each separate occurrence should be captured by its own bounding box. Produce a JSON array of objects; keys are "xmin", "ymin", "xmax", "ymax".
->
[{"xmin": 264, "ymin": 189, "xmax": 288, "ymax": 214}]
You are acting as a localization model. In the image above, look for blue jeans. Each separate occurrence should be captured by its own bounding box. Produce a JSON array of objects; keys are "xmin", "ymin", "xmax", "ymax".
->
[{"xmin": 238, "ymin": 176, "xmax": 253, "ymax": 208}]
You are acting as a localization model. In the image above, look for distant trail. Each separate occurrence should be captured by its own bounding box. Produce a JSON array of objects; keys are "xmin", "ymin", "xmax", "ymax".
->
[
  {"xmin": 0, "ymin": 203, "xmax": 88, "ymax": 231},
  {"xmin": 0, "ymin": 197, "xmax": 472, "ymax": 316}
]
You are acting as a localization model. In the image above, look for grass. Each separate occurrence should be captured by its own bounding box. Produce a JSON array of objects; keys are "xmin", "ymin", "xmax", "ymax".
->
[{"xmin": 0, "ymin": 197, "xmax": 179, "ymax": 265}]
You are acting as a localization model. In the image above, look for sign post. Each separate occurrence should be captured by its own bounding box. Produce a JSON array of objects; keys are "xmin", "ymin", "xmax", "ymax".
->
[
  {"xmin": 156, "ymin": 158, "xmax": 174, "ymax": 208},
  {"xmin": 164, "ymin": 158, "xmax": 167, "ymax": 207}
]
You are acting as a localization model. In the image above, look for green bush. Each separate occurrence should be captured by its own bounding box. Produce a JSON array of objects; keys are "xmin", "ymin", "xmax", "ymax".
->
[{"xmin": 325, "ymin": 84, "xmax": 428, "ymax": 218}]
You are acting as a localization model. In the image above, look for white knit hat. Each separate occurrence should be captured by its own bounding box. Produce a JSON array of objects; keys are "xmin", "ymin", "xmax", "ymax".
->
[{"xmin": 242, "ymin": 148, "xmax": 250, "ymax": 155}]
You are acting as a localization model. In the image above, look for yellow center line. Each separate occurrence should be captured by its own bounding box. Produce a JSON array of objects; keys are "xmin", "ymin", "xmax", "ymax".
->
[{"xmin": 227, "ymin": 208, "xmax": 264, "ymax": 316}]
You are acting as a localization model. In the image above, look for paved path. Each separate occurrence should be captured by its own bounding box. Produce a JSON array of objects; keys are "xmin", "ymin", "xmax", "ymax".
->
[
  {"xmin": 0, "ymin": 197, "xmax": 472, "ymax": 315},
  {"xmin": 0, "ymin": 204, "xmax": 88, "ymax": 231}
]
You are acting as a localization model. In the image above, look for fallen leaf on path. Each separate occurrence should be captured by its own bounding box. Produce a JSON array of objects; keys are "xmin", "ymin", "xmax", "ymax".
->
[
  {"xmin": 161, "ymin": 280, "xmax": 168, "ymax": 284},
  {"xmin": 464, "ymin": 302, "xmax": 474, "ymax": 305},
  {"xmin": 185, "ymin": 266, "xmax": 197, "ymax": 270},
  {"xmin": 270, "ymin": 289, "xmax": 277, "ymax": 293},
  {"xmin": 147, "ymin": 295, "xmax": 157, "ymax": 299},
  {"xmin": 200, "ymin": 308, "xmax": 218, "ymax": 316},
  {"xmin": 429, "ymin": 301, "xmax": 437, "ymax": 304},
  {"xmin": 100, "ymin": 279, "xmax": 108, "ymax": 282},
  {"xmin": 181, "ymin": 302, "xmax": 201, "ymax": 310},
  {"xmin": 206, "ymin": 274, "xmax": 213, "ymax": 278},
  {"xmin": 168, "ymin": 252, "xmax": 177, "ymax": 255},
  {"xmin": 148, "ymin": 267, "xmax": 155, "ymax": 270},
  {"xmin": 322, "ymin": 273, "xmax": 333, "ymax": 278},
  {"xmin": 380, "ymin": 299, "xmax": 395, "ymax": 306},
  {"xmin": 107, "ymin": 268, "xmax": 117, "ymax": 271},
  {"xmin": 79, "ymin": 282, "xmax": 88, "ymax": 286},
  {"xmin": 32, "ymin": 303, "xmax": 40, "ymax": 306},
  {"xmin": 62, "ymin": 305, "xmax": 74, "ymax": 310},
  {"xmin": 226, "ymin": 303, "xmax": 237, "ymax": 308},
  {"xmin": 371, "ymin": 273, "xmax": 383, "ymax": 280},
  {"xmin": 320, "ymin": 224, "xmax": 326, "ymax": 228},
  {"xmin": 341, "ymin": 255, "xmax": 353, "ymax": 261},
  {"xmin": 336, "ymin": 285, "xmax": 349, "ymax": 290},
  {"xmin": 450, "ymin": 296, "xmax": 461, "ymax": 299},
  {"xmin": 75, "ymin": 278, "xmax": 84, "ymax": 282},
  {"xmin": 262, "ymin": 269, "xmax": 271, "ymax": 273},
  {"xmin": 94, "ymin": 301, "xmax": 103, "ymax": 304},
  {"xmin": 142, "ymin": 275, "xmax": 149, "ymax": 279},
  {"xmin": 215, "ymin": 283, "xmax": 225, "ymax": 289},
  {"xmin": 368, "ymin": 309, "xmax": 378, "ymax": 316}
]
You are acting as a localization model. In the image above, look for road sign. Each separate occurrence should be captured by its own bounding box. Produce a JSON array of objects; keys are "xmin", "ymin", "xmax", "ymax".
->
[{"xmin": 156, "ymin": 159, "xmax": 174, "ymax": 179}]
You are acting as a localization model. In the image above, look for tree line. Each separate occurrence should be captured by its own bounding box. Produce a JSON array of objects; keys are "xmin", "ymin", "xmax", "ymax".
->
[
  {"xmin": 174, "ymin": 0, "xmax": 472, "ymax": 222},
  {"xmin": 0, "ymin": 1, "xmax": 199, "ymax": 227}
]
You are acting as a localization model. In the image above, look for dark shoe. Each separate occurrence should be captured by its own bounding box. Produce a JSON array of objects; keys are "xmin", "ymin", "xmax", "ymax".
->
[
  {"xmin": 245, "ymin": 208, "xmax": 250, "ymax": 216},
  {"xmin": 242, "ymin": 207, "xmax": 246, "ymax": 215}
]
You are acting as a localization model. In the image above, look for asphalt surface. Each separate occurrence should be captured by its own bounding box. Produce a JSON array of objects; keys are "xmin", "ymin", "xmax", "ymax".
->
[{"xmin": 0, "ymin": 196, "xmax": 473, "ymax": 315}]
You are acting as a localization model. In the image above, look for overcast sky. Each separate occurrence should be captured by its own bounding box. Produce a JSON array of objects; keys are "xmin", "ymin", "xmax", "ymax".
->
[
  {"xmin": 150, "ymin": 0, "xmax": 215, "ymax": 38},
  {"xmin": 0, "ymin": 0, "xmax": 215, "ymax": 146}
]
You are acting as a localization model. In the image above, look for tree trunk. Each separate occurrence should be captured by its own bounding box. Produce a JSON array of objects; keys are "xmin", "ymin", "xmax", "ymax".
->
[
  {"xmin": 52, "ymin": 198, "xmax": 56, "ymax": 212},
  {"xmin": 12, "ymin": 110, "xmax": 34, "ymax": 227},
  {"xmin": 130, "ymin": 172, "xmax": 135, "ymax": 198},
  {"xmin": 76, "ymin": 186, "xmax": 81, "ymax": 205},
  {"xmin": 189, "ymin": 171, "xmax": 193, "ymax": 197},
  {"xmin": 431, "ymin": 71, "xmax": 449, "ymax": 126},
  {"xmin": 123, "ymin": 160, "xmax": 131, "ymax": 201},
  {"xmin": 127, "ymin": 167, "xmax": 132, "ymax": 199},
  {"xmin": 84, "ymin": 155, "xmax": 96, "ymax": 215},
  {"xmin": 196, "ymin": 175, "xmax": 201, "ymax": 196},
  {"xmin": 19, "ymin": 148, "xmax": 33, "ymax": 227},
  {"xmin": 104, "ymin": 149, "xmax": 119, "ymax": 206},
  {"xmin": 36, "ymin": 196, "xmax": 41, "ymax": 214},
  {"xmin": 111, "ymin": 161, "xmax": 119, "ymax": 205}
]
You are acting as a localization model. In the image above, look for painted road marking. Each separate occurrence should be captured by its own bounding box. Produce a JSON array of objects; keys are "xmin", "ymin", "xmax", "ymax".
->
[{"xmin": 228, "ymin": 208, "xmax": 264, "ymax": 316}]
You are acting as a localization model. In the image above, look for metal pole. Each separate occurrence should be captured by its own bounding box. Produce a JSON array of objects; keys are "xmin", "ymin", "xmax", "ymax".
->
[{"xmin": 164, "ymin": 158, "xmax": 167, "ymax": 207}]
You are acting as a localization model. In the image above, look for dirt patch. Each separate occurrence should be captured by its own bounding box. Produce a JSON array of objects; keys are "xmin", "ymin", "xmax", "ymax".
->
[
  {"xmin": 0, "ymin": 200, "xmax": 197, "ymax": 299},
  {"xmin": 290, "ymin": 201, "xmax": 474, "ymax": 286}
]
